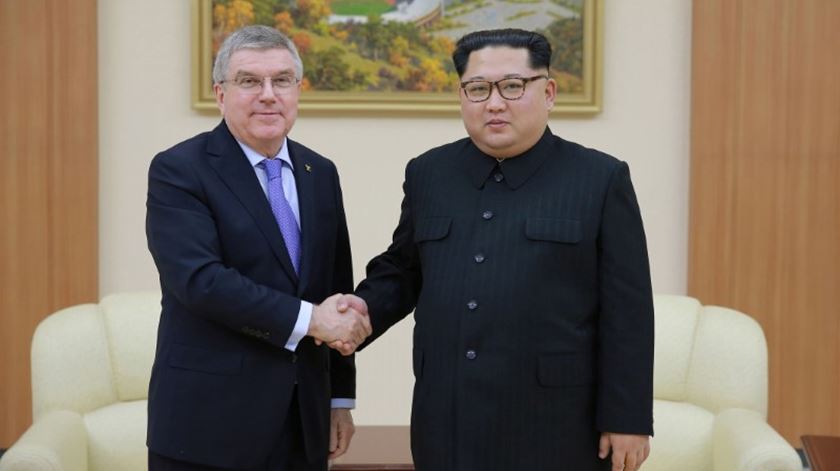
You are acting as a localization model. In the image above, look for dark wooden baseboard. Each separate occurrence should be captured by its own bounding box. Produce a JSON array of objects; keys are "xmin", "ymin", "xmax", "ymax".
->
[
  {"xmin": 801, "ymin": 435, "xmax": 840, "ymax": 471},
  {"xmin": 331, "ymin": 426, "xmax": 412, "ymax": 470}
]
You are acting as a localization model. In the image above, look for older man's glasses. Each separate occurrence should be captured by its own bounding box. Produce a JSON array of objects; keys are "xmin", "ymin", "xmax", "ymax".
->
[
  {"xmin": 460, "ymin": 75, "xmax": 549, "ymax": 102},
  {"xmin": 222, "ymin": 75, "xmax": 300, "ymax": 94}
]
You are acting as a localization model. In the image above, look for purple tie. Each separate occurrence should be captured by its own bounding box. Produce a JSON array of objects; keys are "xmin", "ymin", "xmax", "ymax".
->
[{"xmin": 262, "ymin": 159, "xmax": 301, "ymax": 274}]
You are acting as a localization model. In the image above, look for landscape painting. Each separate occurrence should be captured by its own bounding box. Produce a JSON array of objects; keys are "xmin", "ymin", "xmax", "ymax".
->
[{"xmin": 193, "ymin": 0, "xmax": 601, "ymax": 113}]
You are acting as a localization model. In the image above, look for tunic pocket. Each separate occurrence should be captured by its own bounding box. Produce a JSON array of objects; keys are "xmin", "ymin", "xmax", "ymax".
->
[
  {"xmin": 525, "ymin": 218, "xmax": 582, "ymax": 244},
  {"xmin": 413, "ymin": 217, "xmax": 452, "ymax": 243}
]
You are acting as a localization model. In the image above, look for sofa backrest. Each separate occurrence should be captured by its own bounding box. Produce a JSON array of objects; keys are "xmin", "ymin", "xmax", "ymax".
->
[
  {"xmin": 30, "ymin": 292, "xmax": 768, "ymax": 421},
  {"xmin": 653, "ymin": 295, "xmax": 768, "ymax": 417},
  {"xmin": 31, "ymin": 291, "xmax": 160, "ymax": 420}
]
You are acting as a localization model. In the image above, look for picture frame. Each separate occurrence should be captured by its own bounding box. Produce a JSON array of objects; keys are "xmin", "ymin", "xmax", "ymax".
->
[{"xmin": 192, "ymin": 0, "xmax": 602, "ymax": 114}]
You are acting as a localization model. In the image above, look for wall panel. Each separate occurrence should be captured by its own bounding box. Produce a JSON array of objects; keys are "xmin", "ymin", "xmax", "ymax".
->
[
  {"xmin": 0, "ymin": 0, "xmax": 98, "ymax": 447},
  {"xmin": 690, "ymin": 0, "xmax": 840, "ymax": 445}
]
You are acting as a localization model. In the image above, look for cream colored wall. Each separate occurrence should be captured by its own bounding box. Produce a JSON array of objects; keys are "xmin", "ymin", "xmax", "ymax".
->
[{"xmin": 99, "ymin": 0, "xmax": 691, "ymax": 424}]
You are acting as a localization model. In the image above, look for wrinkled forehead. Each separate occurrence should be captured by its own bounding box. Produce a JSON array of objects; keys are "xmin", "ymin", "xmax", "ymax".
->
[
  {"xmin": 463, "ymin": 46, "xmax": 537, "ymax": 79},
  {"xmin": 227, "ymin": 48, "xmax": 297, "ymax": 75}
]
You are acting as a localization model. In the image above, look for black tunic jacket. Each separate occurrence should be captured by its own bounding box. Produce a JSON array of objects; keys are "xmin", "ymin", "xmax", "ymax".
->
[{"xmin": 357, "ymin": 128, "xmax": 654, "ymax": 471}]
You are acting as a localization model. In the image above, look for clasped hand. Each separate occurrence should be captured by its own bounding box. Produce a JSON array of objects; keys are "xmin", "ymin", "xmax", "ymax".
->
[{"xmin": 308, "ymin": 293, "xmax": 371, "ymax": 355}]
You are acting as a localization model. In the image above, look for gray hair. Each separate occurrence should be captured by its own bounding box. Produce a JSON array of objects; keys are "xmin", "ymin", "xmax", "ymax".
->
[{"xmin": 212, "ymin": 25, "xmax": 303, "ymax": 84}]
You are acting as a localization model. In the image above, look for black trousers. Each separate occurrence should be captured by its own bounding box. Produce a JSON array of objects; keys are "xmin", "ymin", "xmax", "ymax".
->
[{"xmin": 149, "ymin": 388, "xmax": 325, "ymax": 471}]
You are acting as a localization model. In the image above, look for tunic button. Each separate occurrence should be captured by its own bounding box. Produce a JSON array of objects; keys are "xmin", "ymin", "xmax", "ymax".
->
[
  {"xmin": 465, "ymin": 350, "xmax": 477, "ymax": 360},
  {"xmin": 467, "ymin": 300, "xmax": 478, "ymax": 310},
  {"xmin": 474, "ymin": 253, "xmax": 485, "ymax": 263},
  {"xmin": 493, "ymin": 172, "xmax": 504, "ymax": 183},
  {"xmin": 482, "ymin": 210, "xmax": 494, "ymax": 220}
]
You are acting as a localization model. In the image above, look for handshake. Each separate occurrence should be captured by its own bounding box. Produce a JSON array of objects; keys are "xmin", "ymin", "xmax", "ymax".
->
[{"xmin": 307, "ymin": 293, "xmax": 371, "ymax": 356}]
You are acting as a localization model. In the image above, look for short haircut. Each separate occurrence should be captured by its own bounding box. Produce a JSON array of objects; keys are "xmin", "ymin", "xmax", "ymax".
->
[
  {"xmin": 212, "ymin": 25, "xmax": 303, "ymax": 84},
  {"xmin": 452, "ymin": 28, "xmax": 552, "ymax": 77}
]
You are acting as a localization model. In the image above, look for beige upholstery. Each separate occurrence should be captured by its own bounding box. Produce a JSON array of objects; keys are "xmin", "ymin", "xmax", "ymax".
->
[
  {"xmin": 645, "ymin": 295, "xmax": 801, "ymax": 471},
  {"xmin": 0, "ymin": 292, "xmax": 160, "ymax": 471},
  {"xmin": 0, "ymin": 293, "xmax": 801, "ymax": 471}
]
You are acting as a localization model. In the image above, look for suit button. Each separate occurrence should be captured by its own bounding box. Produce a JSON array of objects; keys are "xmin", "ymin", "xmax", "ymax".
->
[
  {"xmin": 465, "ymin": 350, "xmax": 477, "ymax": 360},
  {"xmin": 474, "ymin": 253, "xmax": 485, "ymax": 263},
  {"xmin": 493, "ymin": 172, "xmax": 504, "ymax": 183},
  {"xmin": 291, "ymin": 354, "xmax": 298, "ymax": 363},
  {"xmin": 467, "ymin": 300, "xmax": 478, "ymax": 310},
  {"xmin": 482, "ymin": 210, "xmax": 494, "ymax": 220}
]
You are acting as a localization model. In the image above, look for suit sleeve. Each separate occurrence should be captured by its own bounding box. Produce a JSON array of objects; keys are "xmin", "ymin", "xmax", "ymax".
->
[
  {"xmin": 595, "ymin": 161, "xmax": 655, "ymax": 436},
  {"xmin": 146, "ymin": 151, "xmax": 302, "ymax": 349},
  {"xmin": 328, "ymin": 166, "xmax": 356, "ymax": 399},
  {"xmin": 355, "ymin": 159, "xmax": 423, "ymax": 347}
]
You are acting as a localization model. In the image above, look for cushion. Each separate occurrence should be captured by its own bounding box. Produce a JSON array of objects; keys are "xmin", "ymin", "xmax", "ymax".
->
[
  {"xmin": 653, "ymin": 295, "xmax": 701, "ymax": 401},
  {"xmin": 685, "ymin": 306, "xmax": 767, "ymax": 416},
  {"xmin": 31, "ymin": 305, "xmax": 118, "ymax": 419},
  {"xmin": 100, "ymin": 292, "xmax": 161, "ymax": 401},
  {"xmin": 646, "ymin": 399, "xmax": 714, "ymax": 471},
  {"xmin": 84, "ymin": 400, "xmax": 148, "ymax": 471}
]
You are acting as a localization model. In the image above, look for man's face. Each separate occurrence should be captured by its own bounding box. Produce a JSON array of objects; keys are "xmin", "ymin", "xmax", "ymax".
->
[
  {"xmin": 214, "ymin": 48, "xmax": 300, "ymax": 156},
  {"xmin": 459, "ymin": 46, "xmax": 556, "ymax": 159}
]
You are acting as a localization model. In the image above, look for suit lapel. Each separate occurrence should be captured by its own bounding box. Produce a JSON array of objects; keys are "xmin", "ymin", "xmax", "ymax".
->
[
  {"xmin": 205, "ymin": 121, "xmax": 299, "ymax": 284},
  {"xmin": 288, "ymin": 139, "xmax": 315, "ymax": 297}
]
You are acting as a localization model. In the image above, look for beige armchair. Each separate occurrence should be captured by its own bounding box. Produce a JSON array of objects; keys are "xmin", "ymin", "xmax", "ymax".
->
[
  {"xmin": 0, "ymin": 292, "xmax": 160, "ymax": 471},
  {"xmin": 646, "ymin": 295, "xmax": 801, "ymax": 471},
  {"xmin": 0, "ymin": 293, "xmax": 802, "ymax": 471}
]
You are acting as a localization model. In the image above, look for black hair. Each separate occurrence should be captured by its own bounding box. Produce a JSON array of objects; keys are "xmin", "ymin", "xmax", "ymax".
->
[{"xmin": 452, "ymin": 28, "xmax": 552, "ymax": 77}]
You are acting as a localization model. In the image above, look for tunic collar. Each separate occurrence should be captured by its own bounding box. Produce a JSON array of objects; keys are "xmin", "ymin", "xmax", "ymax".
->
[{"xmin": 463, "ymin": 127, "xmax": 554, "ymax": 190}]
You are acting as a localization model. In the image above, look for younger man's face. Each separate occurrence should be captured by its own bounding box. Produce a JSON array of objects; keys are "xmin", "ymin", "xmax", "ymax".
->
[{"xmin": 459, "ymin": 46, "xmax": 556, "ymax": 159}]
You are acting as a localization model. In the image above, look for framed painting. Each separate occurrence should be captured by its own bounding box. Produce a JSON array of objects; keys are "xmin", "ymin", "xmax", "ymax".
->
[{"xmin": 192, "ymin": 0, "xmax": 602, "ymax": 114}]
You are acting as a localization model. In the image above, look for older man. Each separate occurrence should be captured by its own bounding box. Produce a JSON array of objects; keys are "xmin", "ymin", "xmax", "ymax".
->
[{"xmin": 146, "ymin": 25, "xmax": 369, "ymax": 471}]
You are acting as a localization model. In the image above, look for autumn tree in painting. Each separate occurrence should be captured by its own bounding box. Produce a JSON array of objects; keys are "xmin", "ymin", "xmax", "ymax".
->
[
  {"xmin": 214, "ymin": 0, "xmax": 255, "ymax": 34},
  {"xmin": 303, "ymin": 46, "xmax": 367, "ymax": 91},
  {"xmin": 294, "ymin": 0, "xmax": 331, "ymax": 29},
  {"xmin": 274, "ymin": 11, "xmax": 294, "ymax": 35},
  {"xmin": 540, "ymin": 17, "xmax": 584, "ymax": 93}
]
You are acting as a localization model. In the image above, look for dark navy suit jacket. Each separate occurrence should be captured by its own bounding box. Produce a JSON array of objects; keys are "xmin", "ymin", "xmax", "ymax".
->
[{"xmin": 145, "ymin": 121, "xmax": 354, "ymax": 469}]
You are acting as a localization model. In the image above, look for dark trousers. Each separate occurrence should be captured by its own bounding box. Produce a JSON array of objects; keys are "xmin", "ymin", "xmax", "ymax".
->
[{"xmin": 149, "ymin": 388, "xmax": 325, "ymax": 471}]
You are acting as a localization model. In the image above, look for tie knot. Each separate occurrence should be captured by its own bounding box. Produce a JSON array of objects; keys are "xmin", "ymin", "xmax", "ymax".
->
[{"xmin": 262, "ymin": 158, "xmax": 283, "ymax": 180}]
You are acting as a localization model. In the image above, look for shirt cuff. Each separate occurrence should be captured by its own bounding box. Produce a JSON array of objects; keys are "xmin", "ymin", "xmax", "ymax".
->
[
  {"xmin": 285, "ymin": 301, "xmax": 312, "ymax": 351},
  {"xmin": 331, "ymin": 398, "xmax": 356, "ymax": 409}
]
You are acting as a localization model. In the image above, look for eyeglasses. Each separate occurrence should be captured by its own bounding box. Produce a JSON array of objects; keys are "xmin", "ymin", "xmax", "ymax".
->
[
  {"xmin": 460, "ymin": 75, "xmax": 549, "ymax": 102},
  {"xmin": 221, "ymin": 75, "xmax": 300, "ymax": 94}
]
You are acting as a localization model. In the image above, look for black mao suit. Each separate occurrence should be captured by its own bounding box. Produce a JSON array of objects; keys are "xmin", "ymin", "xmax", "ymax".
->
[
  {"xmin": 145, "ymin": 121, "xmax": 354, "ymax": 469},
  {"xmin": 356, "ymin": 128, "xmax": 654, "ymax": 471}
]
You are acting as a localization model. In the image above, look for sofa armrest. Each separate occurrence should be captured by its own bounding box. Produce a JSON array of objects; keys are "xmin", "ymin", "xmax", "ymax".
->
[
  {"xmin": 713, "ymin": 408, "xmax": 802, "ymax": 471},
  {"xmin": 0, "ymin": 410, "xmax": 88, "ymax": 471}
]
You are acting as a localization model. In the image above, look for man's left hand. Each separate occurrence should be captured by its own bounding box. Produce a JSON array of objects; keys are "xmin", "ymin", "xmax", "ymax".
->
[
  {"xmin": 598, "ymin": 432, "xmax": 650, "ymax": 471},
  {"xmin": 328, "ymin": 408, "xmax": 356, "ymax": 460}
]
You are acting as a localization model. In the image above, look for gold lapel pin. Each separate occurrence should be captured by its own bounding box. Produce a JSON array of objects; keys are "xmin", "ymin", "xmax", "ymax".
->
[{"xmin": 305, "ymin": 164, "xmax": 312, "ymax": 172}]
